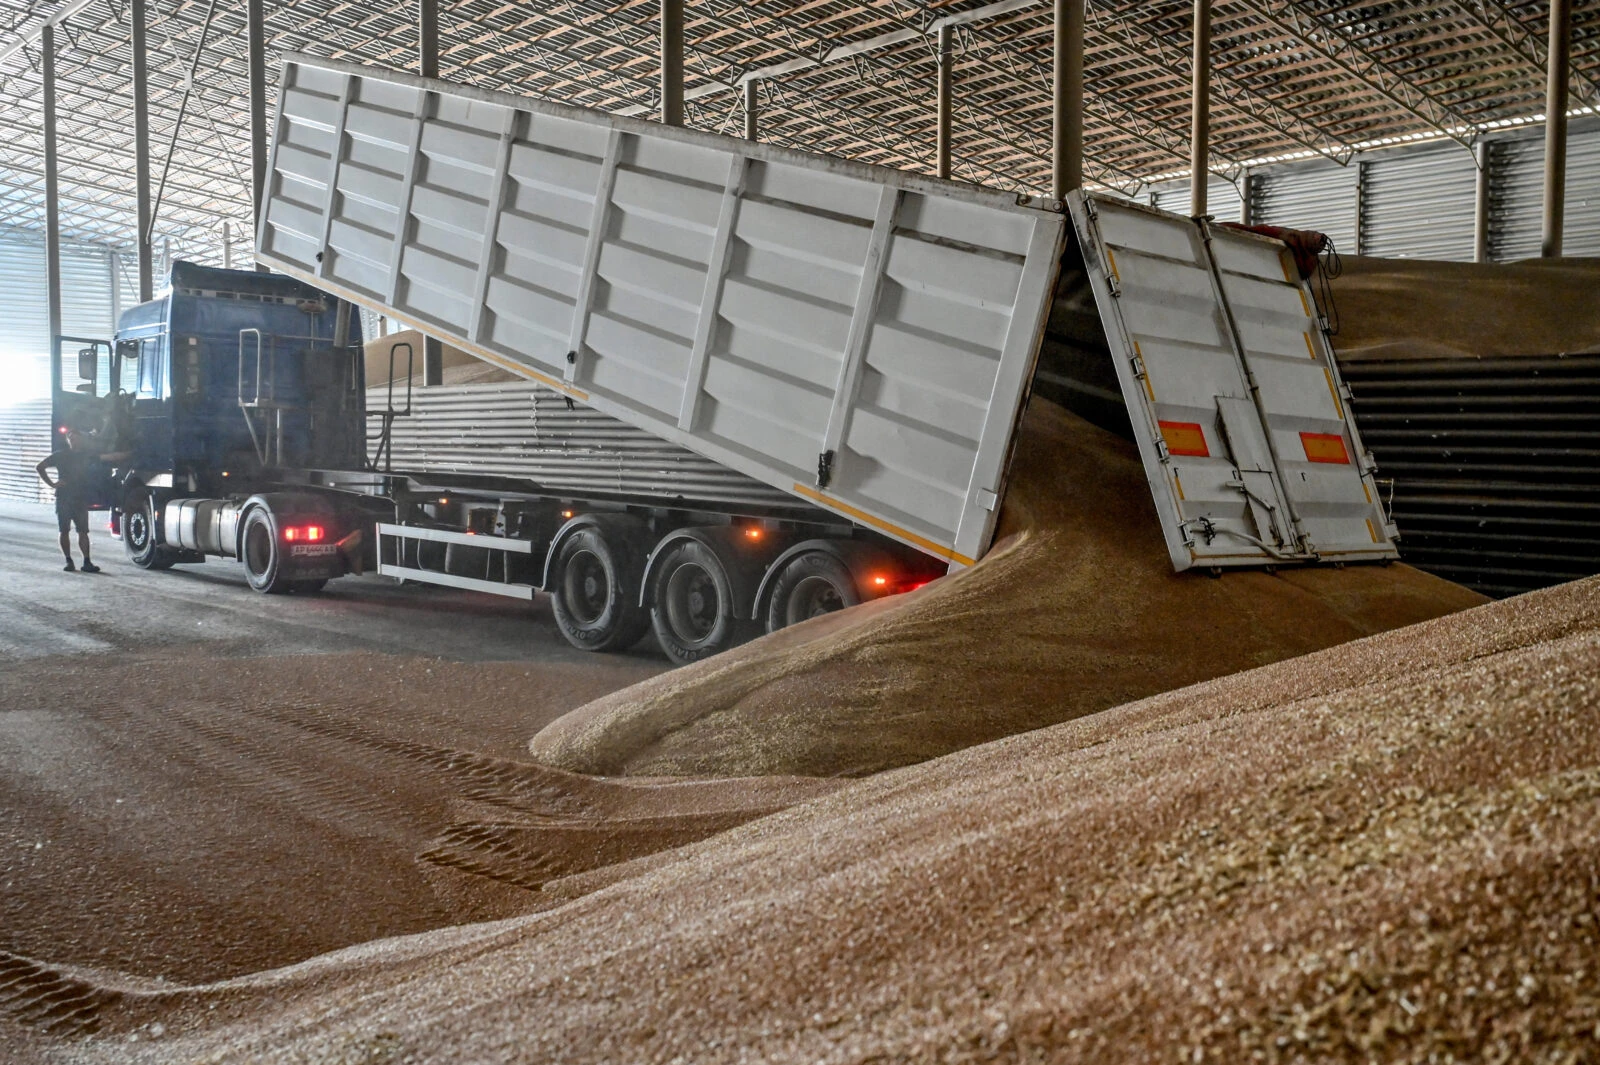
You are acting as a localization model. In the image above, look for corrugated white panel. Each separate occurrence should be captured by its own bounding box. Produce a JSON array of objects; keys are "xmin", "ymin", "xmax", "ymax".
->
[
  {"xmin": 1361, "ymin": 142, "xmax": 1478, "ymax": 261},
  {"xmin": 261, "ymin": 54, "xmax": 1066, "ymax": 567},
  {"xmin": 1491, "ymin": 124, "xmax": 1600, "ymax": 261},
  {"xmin": 61, "ymin": 246, "xmax": 114, "ymax": 339},
  {"xmin": 0, "ymin": 399, "xmax": 52, "ymax": 504},
  {"xmin": 1067, "ymin": 192, "xmax": 1395, "ymax": 570},
  {"xmin": 0, "ymin": 233, "xmax": 47, "ymax": 362},
  {"xmin": 1150, "ymin": 178, "xmax": 1244, "ymax": 222},
  {"xmin": 0, "ymin": 228, "xmax": 49, "ymax": 501},
  {"xmin": 1249, "ymin": 161, "xmax": 1358, "ymax": 254}
]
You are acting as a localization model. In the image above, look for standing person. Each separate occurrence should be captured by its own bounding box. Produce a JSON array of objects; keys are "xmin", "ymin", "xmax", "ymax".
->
[{"xmin": 36, "ymin": 430, "xmax": 103, "ymax": 573}]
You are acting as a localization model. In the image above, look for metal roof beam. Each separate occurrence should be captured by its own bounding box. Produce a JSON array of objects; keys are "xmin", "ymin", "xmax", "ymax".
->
[
  {"xmin": 1248, "ymin": 0, "xmax": 1483, "ymax": 150},
  {"xmin": 0, "ymin": 0, "xmax": 98, "ymax": 68},
  {"xmin": 628, "ymin": 0, "xmax": 1210, "ymax": 183},
  {"xmin": 1454, "ymin": 0, "xmax": 1600, "ymax": 110},
  {"xmin": 1083, "ymin": 0, "xmax": 1356, "ymax": 164}
]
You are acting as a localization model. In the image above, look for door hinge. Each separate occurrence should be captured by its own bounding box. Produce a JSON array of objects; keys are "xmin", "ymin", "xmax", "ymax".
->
[{"xmin": 816, "ymin": 449, "xmax": 835, "ymax": 489}]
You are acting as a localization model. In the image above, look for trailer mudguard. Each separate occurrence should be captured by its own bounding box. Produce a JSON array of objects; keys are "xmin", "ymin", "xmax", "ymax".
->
[
  {"xmin": 639, "ymin": 526, "xmax": 792, "ymax": 621},
  {"xmin": 751, "ymin": 538, "xmax": 905, "ymax": 622},
  {"xmin": 540, "ymin": 513, "xmax": 653, "ymax": 593}
]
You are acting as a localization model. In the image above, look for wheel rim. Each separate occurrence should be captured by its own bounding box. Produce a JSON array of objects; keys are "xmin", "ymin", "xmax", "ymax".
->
[
  {"xmin": 785, "ymin": 574, "xmax": 845, "ymax": 626},
  {"xmin": 561, "ymin": 549, "xmax": 609, "ymax": 625},
  {"xmin": 244, "ymin": 521, "xmax": 272, "ymax": 577},
  {"xmin": 664, "ymin": 562, "xmax": 720, "ymax": 647},
  {"xmin": 127, "ymin": 509, "xmax": 149, "ymax": 552}
]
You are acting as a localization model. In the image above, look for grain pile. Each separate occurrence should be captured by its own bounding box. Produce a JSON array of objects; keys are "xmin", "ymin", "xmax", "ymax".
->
[
  {"xmin": 528, "ymin": 399, "xmax": 1484, "ymax": 779},
  {"xmin": 1327, "ymin": 254, "xmax": 1600, "ymax": 360},
  {"xmin": 33, "ymin": 573, "xmax": 1600, "ymax": 1065}
]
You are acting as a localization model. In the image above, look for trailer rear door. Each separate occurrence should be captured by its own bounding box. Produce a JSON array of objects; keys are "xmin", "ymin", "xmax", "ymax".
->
[{"xmin": 1067, "ymin": 192, "xmax": 1396, "ymax": 570}]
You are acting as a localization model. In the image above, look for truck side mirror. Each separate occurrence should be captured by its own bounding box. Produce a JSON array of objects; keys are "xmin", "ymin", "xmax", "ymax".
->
[
  {"xmin": 78, "ymin": 346, "xmax": 99, "ymax": 383},
  {"xmin": 116, "ymin": 339, "xmax": 140, "ymax": 361}
]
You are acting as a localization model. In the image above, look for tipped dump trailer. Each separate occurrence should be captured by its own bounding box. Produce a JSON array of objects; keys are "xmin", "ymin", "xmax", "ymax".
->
[{"xmin": 67, "ymin": 53, "xmax": 1398, "ymax": 665}]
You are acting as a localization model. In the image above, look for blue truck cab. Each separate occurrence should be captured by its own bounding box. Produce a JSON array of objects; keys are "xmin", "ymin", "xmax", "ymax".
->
[{"xmin": 53, "ymin": 261, "xmax": 376, "ymax": 591}]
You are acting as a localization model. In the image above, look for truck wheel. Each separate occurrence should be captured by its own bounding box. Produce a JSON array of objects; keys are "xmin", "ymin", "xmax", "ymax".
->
[
  {"xmin": 650, "ymin": 540, "xmax": 739, "ymax": 666},
  {"xmin": 124, "ymin": 496, "xmax": 176, "ymax": 571},
  {"xmin": 549, "ymin": 527, "xmax": 649, "ymax": 652},
  {"xmin": 765, "ymin": 551, "xmax": 860, "ymax": 633},
  {"xmin": 241, "ymin": 506, "xmax": 291, "ymax": 594}
]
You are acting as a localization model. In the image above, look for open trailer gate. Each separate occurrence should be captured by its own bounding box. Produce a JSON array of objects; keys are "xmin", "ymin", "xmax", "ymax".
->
[
  {"xmin": 257, "ymin": 53, "xmax": 1067, "ymax": 569},
  {"xmin": 1066, "ymin": 192, "xmax": 1398, "ymax": 571}
]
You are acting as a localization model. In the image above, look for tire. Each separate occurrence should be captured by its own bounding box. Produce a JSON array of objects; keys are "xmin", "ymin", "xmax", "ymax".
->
[
  {"xmin": 649, "ymin": 539, "xmax": 741, "ymax": 666},
  {"xmin": 765, "ymin": 551, "xmax": 860, "ymax": 633},
  {"xmin": 240, "ymin": 506, "xmax": 291, "ymax": 594},
  {"xmin": 123, "ymin": 494, "xmax": 177, "ymax": 571},
  {"xmin": 290, "ymin": 578, "xmax": 328, "ymax": 594},
  {"xmin": 549, "ymin": 526, "xmax": 650, "ymax": 652}
]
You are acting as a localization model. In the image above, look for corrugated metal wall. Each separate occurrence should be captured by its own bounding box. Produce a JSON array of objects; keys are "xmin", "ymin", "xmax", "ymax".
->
[
  {"xmin": 1338, "ymin": 354, "xmax": 1600, "ymax": 598},
  {"xmin": 1145, "ymin": 120, "xmax": 1599, "ymax": 265},
  {"xmin": 1248, "ymin": 161, "xmax": 1360, "ymax": 254},
  {"xmin": 1490, "ymin": 125, "xmax": 1600, "ymax": 260},
  {"xmin": 0, "ymin": 400, "xmax": 53, "ymax": 504},
  {"xmin": 1360, "ymin": 142, "xmax": 1478, "ymax": 260},
  {"xmin": 0, "ymin": 230, "xmax": 125, "ymax": 503},
  {"xmin": 1150, "ymin": 178, "xmax": 1243, "ymax": 221}
]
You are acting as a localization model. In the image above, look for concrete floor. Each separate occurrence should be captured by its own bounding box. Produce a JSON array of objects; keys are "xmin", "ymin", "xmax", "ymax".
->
[
  {"xmin": 0, "ymin": 498, "xmax": 670, "ymax": 990},
  {"xmin": 0, "ymin": 499, "xmax": 663, "ymax": 665}
]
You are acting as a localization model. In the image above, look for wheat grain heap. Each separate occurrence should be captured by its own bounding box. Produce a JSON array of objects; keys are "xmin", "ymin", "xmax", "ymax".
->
[
  {"xmin": 529, "ymin": 398, "xmax": 1483, "ymax": 778},
  {"xmin": 1325, "ymin": 254, "xmax": 1600, "ymax": 360},
  {"xmin": 36, "ymin": 573, "xmax": 1599, "ymax": 1064}
]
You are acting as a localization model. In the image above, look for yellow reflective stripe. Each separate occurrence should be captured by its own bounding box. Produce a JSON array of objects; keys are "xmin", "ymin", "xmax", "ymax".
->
[
  {"xmin": 1174, "ymin": 472, "xmax": 1186, "ymax": 501},
  {"xmin": 791, "ymin": 484, "xmax": 976, "ymax": 566},
  {"xmin": 264, "ymin": 262, "xmax": 590, "ymax": 402},
  {"xmin": 1303, "ymin": 331, "xmax": 1317, "ymax": 359},
  {"xmin": 1323, "ymin": 366, "xmax": 1344, "ymax": 419},
  {"xmin": 1107, "ymin": 247, "xmax": 1120, "ymax": 282}
]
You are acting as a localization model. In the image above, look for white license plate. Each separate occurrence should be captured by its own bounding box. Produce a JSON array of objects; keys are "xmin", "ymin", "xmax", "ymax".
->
[{"xmin": 289, "ymin": 544, "xmax": 338, "ymax": 557}]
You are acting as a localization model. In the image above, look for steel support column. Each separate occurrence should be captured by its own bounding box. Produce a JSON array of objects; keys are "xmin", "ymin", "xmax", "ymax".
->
[
  {"xmin": 743, "ymin": 79, "xmax": 758, "ymax": 141},
  {"xmin": 1541, "ymin": 0, "xmax": 1571, "ymax": 258},
  {"xmin": 660, "ymin": 0, "xmax": 684, "ymax": 126},
  {"xmin": 248, "ymin": 0, "xmax": 267, "ymax": 271},
  {"xmin": 1239, "ymin": 169, "xmax": 1253, "ymax": 225},
  {"xmin": 1353, "ymin": 158, "xmax": 1367, "ymax": 256},
  {"xmin": 936, "ymin": 25, "xmax": 954, "ymax": 180},
  {"xmin": 132, "ymin": 0, "xmax": 153, "ymax": 300},
  {"xmin": 223, "ymin": 220, "xmax": 233, "ymax": 269},
  {"xmin": 419, "ymin": 0, "xmax": 439, "ymax": 79},
  {"xmin": 44, "ymin": 24, "xmax": 62, "ymax": 369},
  {"xmin": 1474, "ymin": 140, "xmax": 1491, "ymax": 263},
  {"xmin": 1052, "ymin": 0, "xmax": 1083, "ymax": 199},
  {"xmin": 420, "ymin": 0, "xmax": 442, "ymax": 381},
  {"xmin": 1190, "ymin": 0, "xmax": 1211, "ymax": 216}
]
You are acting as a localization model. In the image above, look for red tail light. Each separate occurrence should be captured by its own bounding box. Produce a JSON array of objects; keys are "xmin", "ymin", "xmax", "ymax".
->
[{"xmin": 284, "ymin": 525, "xmax": 325, "ymax": 542}]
